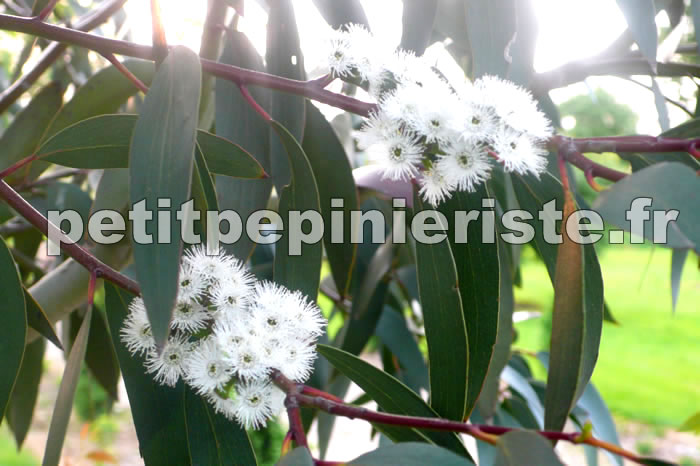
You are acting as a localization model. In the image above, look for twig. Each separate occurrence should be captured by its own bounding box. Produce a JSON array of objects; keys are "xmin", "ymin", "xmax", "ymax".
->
[
  {"xmin": 0, "ymin": 12, "xmax": 377, "ymax": 117},
  {"xmin": 36, "ymin": 0, "xmax": 60, "ymax": 21},
  {"xmin": 0, "ymin": 0, "xmax": 129, "ymax": 114},
  {"xmin": 237, "ymin": 84, "xmax": 271, "ymax": 121},
  {"xmin": 0, "ymin": 179, "xmax": 140, "ymax": 295},
  {"xmin": 14, "ymin": 167, "xmax": 87, "ymax": 190},
  {"xmin": 101, "ymin": 52, "xmax": 148, "ymax": 93},
  {"xmin": 150, "ymin": 0, "xmax": 167, "ymax": 67}
]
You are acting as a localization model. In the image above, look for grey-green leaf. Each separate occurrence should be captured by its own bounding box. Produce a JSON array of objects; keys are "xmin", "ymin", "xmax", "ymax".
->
[
  {"xmin": 593, "ymin": 162, "xmax": 700, "ymax": 253},
  {"xmin": 129, "ymin": 46, "xmax": 202, "ymax": 346},
  {"xmin": 670, "ymin": 248, "xmax": 689, "ymax": 312},
  {"xmin": 464, "ymin": 0, "xmax": 516, "ymax": 78},
  {"xmin": 349, "ymin": 442, "xmax": 472, "ymax": 466},
  {"xmin": 494, "ymin": 431, "xmax": 563, "ymax": 466},
  {"xmin": 271, "ymin": 120, "xmax": 323, "ymax": 302},
  {"xmin": 37, "ymin": 114, "xmax": 264, "ymax": 179},
  {"xmin": 615, "ymin": 0, "xmax": 658, "ymax": 71}
]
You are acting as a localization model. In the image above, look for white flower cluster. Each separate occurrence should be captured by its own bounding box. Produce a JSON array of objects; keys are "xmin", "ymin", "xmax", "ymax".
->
[
  {"xmin": 120, "ymin": 245, "xmax": 326, "ymax": 429},
  {"xmin": 325, "ymin": 25, "xmax": 553, "ymax": 206}
]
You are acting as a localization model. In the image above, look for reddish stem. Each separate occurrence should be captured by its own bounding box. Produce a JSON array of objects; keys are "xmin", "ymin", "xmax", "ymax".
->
[
  {"xmin": 36, "ymin": 0, "xmax": 60, "ymax": 21},
  {"xmin": 0, "ymin": 154, "xmax": 38, "ymax": 179},
  {"xmin": 237, "ymin": 85, "xmax": 271, "ymax": 121},
  {"xmin": 0, "ymin": 180, "xmax": 140, "ymax": 295},
  {"xmin": 101, "ymin": 52, "xmax": 149, "ymax": 93},
  {"xmin": 584, "ymin": 168, "xmax": 603, "ymax": 191},
  {"xmin": 300, "ymin": 386, "xmax": 344, "ymax": 403}
]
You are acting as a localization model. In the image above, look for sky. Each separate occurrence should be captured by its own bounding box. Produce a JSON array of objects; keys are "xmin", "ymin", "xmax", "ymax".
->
[{"xmin": 118, "ymin": 0, "xmax": 696, "ymax": 135}]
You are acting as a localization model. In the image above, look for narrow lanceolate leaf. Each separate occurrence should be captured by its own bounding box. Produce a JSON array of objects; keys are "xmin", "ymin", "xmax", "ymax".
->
[
  {"xmin": 400, "ymin": 0, "xmax": 438, "ymax": 55},
  {"xmin": 184, "ymin": 388, "xmax": 257, "ymax": 466},
  {"xmin": 477, "ymin": 240, "xmax": 514, "ymax": 419},
  {"xmin": 494, "ymin": 431, "xmax": 563, "ymax": 466},
  {"xmin": 129, "ymin": 46, "xmax": 201, "ymax": 347},
  {"xmin": 439, "ymin": 186, "xmax": 500, "ymax": 419},
  {"xmin": 317, "ymin": 345, "xmax": 471, "ymax": 460},
  {"xmin": 44, "ymin": 60, "xmax": 155, "ymax": 139},
  {"xmin": 267, "ymin": 0, "xmax": 306, "ymax": 191},
  {"xmin": 544, "ymin": 184, "xmax": 589, "ymax": 432},
  {"xmin": 24, "ymin": 287, "xmax": 62, "ymax": 350},
  {"xmin": 593, "ymin": 163, "xmax": 700, "ymax": 252},
  {"xmin": 0, "ymin": 81, "xmax": 63, "ymax": 182},
  {"xmin": 37, "ymin": 114, "xmax": 264, "ymax": 179},
  {"xmin": 464, "ymin": 0, "xmax": 516, "ymax": 78},
  {"xmin": 670, "ymin": 248, "xmax": 689, "ymax": 312},
  {"xmin": 215, "ymin": 30, "xmax": 273, "ymax": 261},
  {"xmin": 511, "ymin": 171, "xmax": 603, "ymax": 428},
  {"xmin": 302, "ymin": 102, "xmax": 359, "ymax": 297},
  {"xmin": 104, "ymin": 284, "xmax": 191, "ymax": 465},
  {"xmin": 651, "ymin": 79, "xmax": 670, "ymax": 132},
  {"xmin": 615, "ymin": 0, "xmax": 658, "ymax": 71},
  {"xmin": 6, "ymin": 339, "xmax": 45, "ymax": 449},
  {"xmin": 413, "ymin": 189, "xmax": 468, "ymax": 422},
  {"xmin": 271, "ymin": 121, "xmax": 323, "ymax": 302},
  {"xmin": 0, "ymin": 238, "xmax": 27, "ymax": 424},
  {"xmin": 43, "ymin": 307, "xmax": 92, "ymax": 466},
  {"xmin": 70, "ymin": 308, "xmax": 120, "ymax": 400},
  {"xmin": 349, "ymin": 443, "xmax": 471, "ymax": 466}
]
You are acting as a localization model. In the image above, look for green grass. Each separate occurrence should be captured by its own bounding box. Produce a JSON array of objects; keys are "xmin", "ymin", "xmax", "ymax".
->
[
  {"xmin": 513, "ymin": 245, "xmax": 700, "ymax": 427},
  {"xmin": 0, "ymin": 426, "xmax": 38, "ymax": 466}
]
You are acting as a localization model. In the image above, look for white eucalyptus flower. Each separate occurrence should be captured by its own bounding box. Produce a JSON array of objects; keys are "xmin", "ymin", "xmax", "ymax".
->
[
  {"xmin": 144, "ymin": 334, "xmax": 192, "ymax": 387},
  {"xmin": 233, "ymin": 380, "xmax": 275, "ymax": 429},
  {"xmin": 171, "ymin": 298, "xmax": 209, "ymax": 333},
  {"xmin": 185, "ymin": 337, "xmax": 232, "ymax": 395},
  {"xmin": 368, "ymin": 131, "xmax": 425, "ymax": 181},
  {"xmin": 120, "ymin": 298, "xmax": 155, "ymax": 356},
  {"xmin": 489, "ymin": 126, "xmax": 549, "ymax": 176},
  {"xmin": 418, "ymin": 166, "xmax": 454, "ymax": 207},
  {"xmin": 437, "ymin": 139, "xmax": 492, "ymax": 192}
]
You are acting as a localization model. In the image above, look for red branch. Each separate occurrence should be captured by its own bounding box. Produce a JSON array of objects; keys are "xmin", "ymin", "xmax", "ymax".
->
[
  {"xmin": 0, "ymin": 180, "xmax": 140, "ymax": 295},
  {"xmin": 101, "ymin": 52, "xmax": 149, "ymax": 93}
]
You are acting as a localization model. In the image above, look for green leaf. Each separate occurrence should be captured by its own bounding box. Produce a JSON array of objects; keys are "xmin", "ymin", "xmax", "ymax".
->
[
  {"xmin": 507, "ymin": 0, "xmax": 538, "ymax": 86},
  {"xmin": 0, "ymin": 237, "xmax": 27, "ymax": 424},
  {"xmin": 413, "ymin": 188, "xmax": 468, "ymax": 421},
  {"xmin": 651, "ymin": 79, "xmax": 670, "ymax": 132},
  {"xmin": 215, "ymin": 30, "xmax": 273, "ymax": 261},
  {"xmin": 477, "ymin": 240, "xmax": 514, "ymax": 419},
  {"xmin": 104, "ymin": 284, "xmax": 191, "ymax": 465},
  {"xmin": 190, "ymin": 144, "xmax": 220, "ymax": 241},
  {"xmin": 637, "ymin": 459, "xmax": 678, "ymax": 466},
  {"xmin": 6, "ymin": 339, "xmax": 44, "ymax": 448},
  {"xmin": 302, "ymin": 102, "xmax": 358, "ymax": 297},
  {"xmin": 593, "ymin": 162, "xmax": 700, "ymax": 253},
  {"xmin": 464, "ymin": 0, "xmax": 516, "ymax": 78},
  {"xmin": 43, "ymin": 307, "xmax": 92, "ymax": 466},
  {"xmin": 680, "ymin": 411, "xmax": 700, "ymax": 433},
  {"xmin": 184, "ymin": 387, "xmax": 257, "ymax": 466},
  {"xmin": 494, "ymin": 431, "xmax": 563, "ymax": 465},
  {"xmin": 318, "ymin": 345, "xmax": 471, "ymax": 459},
  {"xmin": 670, "ymin": 248, "xmax": 689, "ymax": 312},
  {"xmin": 340, "ymin": 238, "xmax": 392, "ymax": 356},
  {"xmin": 376, "ymin": 308, "xmax": 429, "ymax": 393},
  {"xmin": 501, "ymin": 366, "xmax": 544, "ymax": 427},
  {"xmin": 70, "ymin": 307, "xmax": 120, "ymax": 400},
  {"xmin": 692, "ymin": 0, "xmax": 700, "ymax": 56},
  {"xmin": 312, "ymin": 0, "xmax": 369, "ymax": 29},
  {"xmin": 44, "ymin": 59, "xmax": 155, "ymax": 139},
  {"xmin": 438, "ymin": 185, "xmax": 500, "ymax": 419},
  {"xmin": 37, "ymin": 114, "xmax": 264, "ymax": 178},
  {"xmin": 349, "ymin": 442, "xmax": 472, "ymax": 465},
  {"xmin": 271, "ymin": 120, "xmax": 323, "ymax": 301},
  {"xmin": 277, "ymin": 447, "xmax": 314, "ymax": 466},
  {"xmin": 0, "ymin": 81, "xmax": 63, "ymax": 183},
  {"xmin": 538, "ymin": 352, "xmax": 622, "ymax": 466},
  {"xmin": 615, "ymin": 0, "xmax": 658, "ymax": 71},
  {"xmin": 129, "ymin": 46, "xmax": 201, "ymax": 346},
  {"xmin": 24, "ymin": 288, "xmax": 62, "ymax": 350},
  {"xmin": 511, "ymin": 172, "xmax": 603, "ymax": 430},
  {"xmin": 266, "ymin": 0, "xmax": 306, "ymax": 191},
  {"xmin": 400, "ymin": 0, "xmax": 438, "ymax": 55}
]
